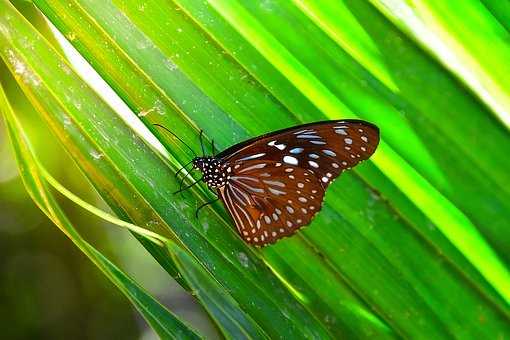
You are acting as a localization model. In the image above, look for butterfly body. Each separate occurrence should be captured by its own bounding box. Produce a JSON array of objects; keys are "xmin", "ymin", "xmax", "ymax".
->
[
  {"xmin": 189, "ymin": 120, "xmax": 379, "ymax": 246},
  {"xmin": 193, "ymin": 156, "xmax": 227, "ymax": 189}
]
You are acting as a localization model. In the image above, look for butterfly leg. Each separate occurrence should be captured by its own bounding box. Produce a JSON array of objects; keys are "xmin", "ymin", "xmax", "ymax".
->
[
  {"xmin": 195, "ymin": 194, "xmax": 219, "ymax": 218},
  {"xmin": 177, "ymin": 166, "xmax": 196, "ymax": 194},
  {"xmin": 175, "ymin": 160, "xmax": 194, "ymax": 178},
  {"xmin": 173, "ymin": 177, "xmax": 203, "ymax": 195},
  {"xmin": 177, "ymin": 175, "xmax": 188, "ymax": 197}
]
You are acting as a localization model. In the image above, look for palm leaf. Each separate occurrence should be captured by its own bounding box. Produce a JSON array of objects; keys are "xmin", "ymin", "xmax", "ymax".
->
[
  {"xmin": 1, "ymin": 0, "xmax": 509, "ymax": 338},
  {"xmin": 0, "ymin": 81, "xmax": 200, "ymax": 340}
]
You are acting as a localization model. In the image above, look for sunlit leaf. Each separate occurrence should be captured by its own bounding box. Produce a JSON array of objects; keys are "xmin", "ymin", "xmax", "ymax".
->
[
  {"xmin": 0, "ymin": 82, "xmax": 201, "ymax": 340},
  {"xmin": 1, "ymin": 0, "xmax": 509, "ymax": 338}
]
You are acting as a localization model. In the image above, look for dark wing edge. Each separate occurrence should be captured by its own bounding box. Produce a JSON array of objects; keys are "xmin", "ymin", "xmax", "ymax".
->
[{"xmin": 217, "ymin": 119, "xmax": 379, "ymax": 161}]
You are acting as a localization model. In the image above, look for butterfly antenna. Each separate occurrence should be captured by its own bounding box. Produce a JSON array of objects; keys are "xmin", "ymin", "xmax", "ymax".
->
[
  {"xmin": 199, "ymin": 130, "xmax": 205, "ymax": 156},
  {"xmin": 153, "ymin": 124, "xmax": 198, "ymax": 158},
  {"xmin": 211, "ymin": 139, "xmax": 216, "ymax": 156}
]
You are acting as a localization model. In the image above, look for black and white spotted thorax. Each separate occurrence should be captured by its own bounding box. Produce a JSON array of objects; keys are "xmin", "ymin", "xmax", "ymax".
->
[{"xmin": 193, "ymin": 156, "xmax": 230, "ymax": 189}]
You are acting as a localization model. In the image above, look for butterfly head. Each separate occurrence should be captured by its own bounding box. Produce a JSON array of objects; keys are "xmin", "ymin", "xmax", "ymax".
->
[{"xmin": 193, "ymin": 156, "xmax": 226, "ymax": 189}]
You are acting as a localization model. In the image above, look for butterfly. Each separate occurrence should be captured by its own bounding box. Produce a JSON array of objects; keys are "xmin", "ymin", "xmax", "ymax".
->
[{"xmin": 161, "ymin": 120, "xmax": 379, "ymax": 246}]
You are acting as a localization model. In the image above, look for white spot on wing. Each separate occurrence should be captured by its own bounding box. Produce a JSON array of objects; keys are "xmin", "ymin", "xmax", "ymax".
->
[
  {"xmin": 322, "ymin": 149, "xmax": 336, "ymax": 157},
  {"xmin": 268, "ymin": 140, "xmax": 286, "ymax": 150},
  {"xmin": 238, "ymin": 163, "xmax": 266, "ymax": 173},
  {"xmin": 297, "ymin": 134, "xmax": 321, "ymax": 139},
  {"xmin": 268, "ymin": 187, "xmax": 286, "ymax": 195},
  {"xmin": 283, "ymin": 155, "xmax": 298, "ymax": 165},
  {"xmin": 234, "ymin": 179, "xmax": 265, "ymax": 193},
  {"xmin": 308, "ymin": 160, "xmax": 319, "ymax": 168},
  {"xmin": 293, "ymin": 129, "xmax": 312, "ymax": 135},
  {"xmin": 239, "ymin": 153, "xmax": 265, "ymax": 161},
  {"xmin": 263, "ymin": 180, "xmax": 285, "ymax": 187},
  {"xmin": 290, "ymin": 147, "xmax": 304, "ymax": 154}
]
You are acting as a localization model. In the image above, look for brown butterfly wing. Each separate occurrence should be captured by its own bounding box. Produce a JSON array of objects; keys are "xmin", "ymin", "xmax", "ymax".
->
[
  {"xmin": 219, "ymin": 120, "xmax": 379, "ymax": 187},
  {"xmin": 217, "ymin": 120, "xmax": 379, "ymax": 246},
  {"xmin": 218, "ymin": 160, "xmax": 324, "ymax": 245}
]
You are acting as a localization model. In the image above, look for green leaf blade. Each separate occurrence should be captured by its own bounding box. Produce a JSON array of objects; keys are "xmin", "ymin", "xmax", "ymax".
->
[{"xmin": 0, "ymin": 79, "xmax": 201, "ymax": 340}]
